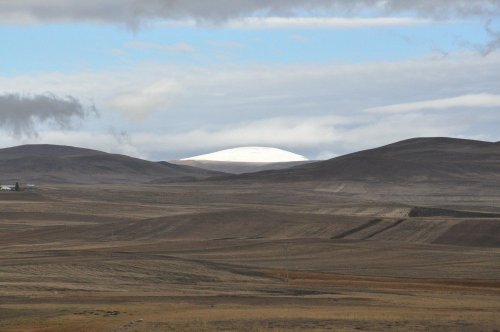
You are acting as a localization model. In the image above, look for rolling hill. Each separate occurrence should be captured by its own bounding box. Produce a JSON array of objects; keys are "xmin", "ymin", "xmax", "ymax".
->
[
  {"xmin": 3, "ymin": 137, "xmax": 500, "ymax": 187},
  {"xmin": 227, "ymin": 137, "xmax": 500, "ymax": 187},
  {"xmin": 0, "ymin": 144, "xmax": 223, "ymax": 184}
]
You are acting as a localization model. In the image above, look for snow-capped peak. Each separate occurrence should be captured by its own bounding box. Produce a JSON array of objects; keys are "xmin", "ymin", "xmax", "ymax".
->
[{"xmin": 182, "ymin": 147, "xmax": 308, "ymax": 163}]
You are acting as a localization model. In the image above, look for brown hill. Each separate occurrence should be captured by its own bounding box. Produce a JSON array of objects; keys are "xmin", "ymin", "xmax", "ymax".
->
[
  {"xmin": 229, "ymin": 137, "xmax": 500, "ymax": 185},
  {"xmin": 0, "ymin": 144, "xmax": 223, "ymax": 184}
]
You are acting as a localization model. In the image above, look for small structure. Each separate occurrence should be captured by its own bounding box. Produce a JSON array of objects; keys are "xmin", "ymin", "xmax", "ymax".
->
[{"xmin": 0, "ymin": 185, "xmax": 15, "ymax": 191}]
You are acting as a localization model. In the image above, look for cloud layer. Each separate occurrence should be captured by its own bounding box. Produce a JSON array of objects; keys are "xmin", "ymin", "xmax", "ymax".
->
[
  {"xmin": 3, "ymin": 1, "xmax": 498, "ymax": 54},
  {"xmin": 180, "ymin": 17, "xmax": 433, "ymax": 29},
  {"xmin": 0, "ymin": 0, "xmax": 498, "ymax": 26},
  {"xmin": 365, "ymin": 93, "xmax": 500, "ymax": 113},
  {"xmin": 0, "ymin": 93, "xmax": 95, "ymax": 138}
]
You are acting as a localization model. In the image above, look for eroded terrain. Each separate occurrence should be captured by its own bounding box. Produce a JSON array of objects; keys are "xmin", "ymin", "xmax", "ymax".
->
[{"xmin": 1, "ymin": 183, "xmax": 500, "ymax": 331}]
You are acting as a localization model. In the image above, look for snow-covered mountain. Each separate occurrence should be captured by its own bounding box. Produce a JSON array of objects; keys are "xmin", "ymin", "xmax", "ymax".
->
[{"xmin": 182, "ymin": 147, "xmax": 308, "ymax": 163}]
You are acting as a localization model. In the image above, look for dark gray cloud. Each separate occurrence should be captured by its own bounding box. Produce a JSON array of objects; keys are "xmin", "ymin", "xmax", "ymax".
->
[
  {"xmin": 0, "ymin": 93, "xmax": 96, "ymax": 138},
  {"xmin": 0, "ymin": 0, "xmax": 498, "ymax": 26},
  {"xmin": 377, "ymin": 0, "xmax": 500, "ymax": 18}
]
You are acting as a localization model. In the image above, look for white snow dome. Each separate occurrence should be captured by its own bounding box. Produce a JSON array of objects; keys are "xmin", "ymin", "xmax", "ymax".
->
[{"xmin": 182, "ymin": 147, "xmax": 308, "ymax": 163}]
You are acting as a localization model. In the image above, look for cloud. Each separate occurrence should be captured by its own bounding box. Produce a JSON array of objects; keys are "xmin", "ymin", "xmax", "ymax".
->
[
  {"xmin": 1, "ymin": 1, "xmax": 497, "ymax": 53},
  {"xmin": 223, "ymin": 17, "xmax": 433, "ymax": 29},
  {"xmin": 0, "ymin": 1, "xmax": 497, "ymax": 26},
  {"xmin": 110, "ymin": 79, "xmax": 183, "ymax": 120},
  {"xmin": 365, "ymin": 93, "xmax": 500, "ymax": 113},
  {"xmin": 167, "ymin": 17, "xmax": 434, "ymax": 29},
  {"xmin": 154, "ymin": 116, "xmax": 351, "ymax": 149},
  {"xmin": 0, "ymin": 93, "xmax": 96, "ymax": 138},
  {"xmin": 2, "ymin": 54, "xmax": 500, "ymax": 123},
  {"xmin": 125, "ymin": 41, "xmax": 196, "ymax": 53}
]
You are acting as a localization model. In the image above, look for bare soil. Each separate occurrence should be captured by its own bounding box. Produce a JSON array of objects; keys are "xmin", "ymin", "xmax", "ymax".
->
[{"xmin": 1, "ymin": 183, "xmax": 500, "ymax": 331}]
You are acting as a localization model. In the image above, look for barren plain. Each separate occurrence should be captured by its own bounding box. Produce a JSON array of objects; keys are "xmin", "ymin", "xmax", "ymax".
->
[{"xmin": 1, "ymin": 180, "xmax": 499, "ymax": 331}]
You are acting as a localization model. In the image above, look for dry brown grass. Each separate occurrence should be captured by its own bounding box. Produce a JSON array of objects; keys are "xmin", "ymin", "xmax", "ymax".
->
[
  {"xmin": 1, "ymin": 183, "xmax": 500, "ymax": 331},
  {"xmin": 267, "ymin": 270, "xmax": 500, "ymax": 294},
  {"xmin": 3, "ymin": 295, "xmax": 500, "ymax": 332}
]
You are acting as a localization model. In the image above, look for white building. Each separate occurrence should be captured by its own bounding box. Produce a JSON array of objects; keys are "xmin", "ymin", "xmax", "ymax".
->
[{"xmin": 1, "ymin": 185, "xmax": 15, "ymax": 191}]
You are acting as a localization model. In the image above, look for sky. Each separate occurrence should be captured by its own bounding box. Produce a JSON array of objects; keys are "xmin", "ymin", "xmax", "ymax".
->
[{"xmin": 0, "ymin": 0, "xmax": 500, "ymax": 160}]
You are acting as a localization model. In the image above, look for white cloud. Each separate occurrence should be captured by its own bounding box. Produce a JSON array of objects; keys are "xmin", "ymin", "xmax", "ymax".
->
[
  {"xmin": 125, "ymin": 41, "xmax": 196, "ymax": 53},
  {"xmin": 148, "ymin": 116, "xmax": 351, "ymax": 149},
  {"xmin": 365, "ymin": 93, "xmax": 500, "ymax": 113},
  {"xmin": 2, "ymin": 53, "xmax": 500, "ymax": 121},
  {"xmin": 110, "ymin": 79, "xmax": 183, "ymax": 120},
  {"xmin": 224, "ymin": 17, "xmax": 433, "ymax": 29}
]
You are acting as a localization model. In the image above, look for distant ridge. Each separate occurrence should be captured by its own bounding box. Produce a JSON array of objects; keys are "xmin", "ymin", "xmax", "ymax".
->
[
  {"xmin": 227, "ymin": 137, "xmax": 500, "ymax": 185},
  {"xmin": 3, "ymin": 137, "xmax": 500, "ymax": 186},
  {"xmin": 0, "ymin": 144, "xmax": 223, "ymax": 184}
]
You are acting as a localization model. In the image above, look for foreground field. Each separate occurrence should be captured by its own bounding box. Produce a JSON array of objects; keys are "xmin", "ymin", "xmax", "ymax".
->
[{"xmin": 1, "ymin": 183, "xmax": 500, "ymax": 331}]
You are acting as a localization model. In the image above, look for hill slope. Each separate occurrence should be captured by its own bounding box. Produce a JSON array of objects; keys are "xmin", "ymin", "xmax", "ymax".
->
[
  {"xmin": 231, "ymin": 137, "xmax": 500, "ymax": 185},
  {"xmin": 0, "ymin": 144, "xmax": 222, "ymax": 184}
]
